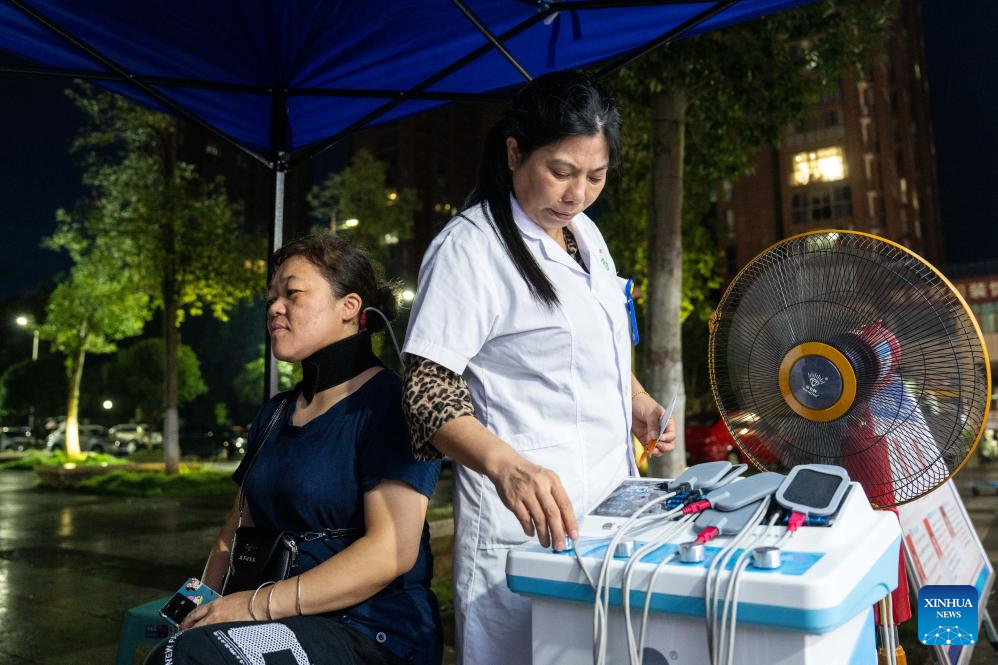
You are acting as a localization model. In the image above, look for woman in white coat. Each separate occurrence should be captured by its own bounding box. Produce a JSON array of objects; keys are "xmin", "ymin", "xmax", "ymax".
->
[{"xmin": 402, "ymin": 71, "xmax": 676, "ymax": 664}]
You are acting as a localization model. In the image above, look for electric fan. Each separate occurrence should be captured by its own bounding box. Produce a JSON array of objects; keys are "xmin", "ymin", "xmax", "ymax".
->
[{"xmin": 708, "ymin": 230, "xmax": 991, "ymax": 507}]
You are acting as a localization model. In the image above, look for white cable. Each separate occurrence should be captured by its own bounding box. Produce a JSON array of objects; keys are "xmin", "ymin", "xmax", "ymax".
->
[
  {"xmin": 705, "ymin": 524, "xmax": 746, "ymax": 659},
  {"xmin": 622, "ymin": 515, "xmax": 694, "ymax": 662},
  {"xmin": 572, "ymin": 539, "xmax": 608, "ymax": 662},
  {"xmin": 722, "ymin": 557, "xmax": 752, "ymax": 665},
  {"xmin": 591, "ymin": 493, "xmax": 679, "ymax": 665},
  {"xmin": 712, "ymin": 511, "xmax": 777, "ymax": 663},
  {"xmin": 362, "ymin": 307, "xmax": 403, "ymax": 366},
  {"xmin": 636, "ymin": 551, "xmax": 678, "ymax": 664},
  {"xmin": 720, "ymin": 514, "xmax": 793, "ymax": 665},
  {"xmin": 704, "ymin": 499, "xmax": 771, "ymax": 663},
  {"xmin": 705, "ymin": 503, "xmax": 767, "ymax": 655},
  {"xmin": 771, "ymin": 527, "xmax": 794, "ymax": 550},
  {"xmin": 591, "ymin": 498, "xmax": 673, "ymax": 665},
  {"xmin": 710, "ymin": 521, "xmax": 762, "ymax": 664},
  {"xmin": 621, "ymin": 514, "xmax": 696, "ymax": 664},
  {"xmin": 597, "ymin": 501, "xmax": 683, "ymax": 665},
  {"xmin": 718, "ymin": 513, "xmax": 781, "ymax": 665},
  {"xmin": 885, "ymin": 592, "xmax": 897, "ymax": 665}
]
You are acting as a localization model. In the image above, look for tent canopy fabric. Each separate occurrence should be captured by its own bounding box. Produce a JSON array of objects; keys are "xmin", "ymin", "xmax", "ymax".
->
[{"xmin": 1, "ymin": 0, "xmax": 810, "ymax": 167}]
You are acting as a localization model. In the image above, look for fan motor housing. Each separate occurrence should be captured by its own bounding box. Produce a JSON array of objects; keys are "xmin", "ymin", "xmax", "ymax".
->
[{"xmin": 778, "ymin": 342, "xmax": 857, "ymax": 422}]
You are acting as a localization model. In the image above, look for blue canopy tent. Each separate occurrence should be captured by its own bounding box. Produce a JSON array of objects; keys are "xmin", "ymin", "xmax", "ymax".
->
[{"xmin": 0, "ymin": 0, "xmax": 810, "ymax": 392}]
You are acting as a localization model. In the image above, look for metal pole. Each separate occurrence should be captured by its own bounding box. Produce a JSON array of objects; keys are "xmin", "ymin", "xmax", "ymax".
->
[
  {"xmin": 264, "ymin": 164, "xmax": 286, "ymax": 400},
  {"xmin": 451, "ymin": 0, "xmax": 532, "ymax": 81},
  {"xmin": 263, "ymin": 86, "xmax": 289, "ymax": 402},
  {"xmin": 31, "ymin": 329, "xmax": 38, "ymax": 362}
]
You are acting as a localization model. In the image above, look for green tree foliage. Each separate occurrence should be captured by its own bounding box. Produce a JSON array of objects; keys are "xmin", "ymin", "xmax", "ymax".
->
[
  {"xmin": 233, "ymin": 345, "xmax": 301, "ymax": 409},
  {"xmin": 103, "ymin": 338, "xmax": 208, "ymax": 423},
  {"xmin": 605, "ymin": 0, "xmax": 896, "ymax": 321},
  {"xmin": 599, "ymin": 0, "xmax": 896, "ymax": 475},
  {"xmin": 40, "ymin": 202, "xmax": 151, "ymax": 457},
  {"xmin": 308, "ymin": 149, "xmax": 419, "ymax": 265},
  {"xmin": 64, "ymin": 83, "xmax": 266, "ymax": 473}
]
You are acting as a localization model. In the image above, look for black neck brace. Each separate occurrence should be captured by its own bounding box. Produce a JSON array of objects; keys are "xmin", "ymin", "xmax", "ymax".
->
[{"xmin": 299, "ymin": 332, "xmax": 383, "ymax": 404}]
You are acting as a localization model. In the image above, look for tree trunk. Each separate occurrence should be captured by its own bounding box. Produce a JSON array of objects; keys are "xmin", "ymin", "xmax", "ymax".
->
[
  {"xmin": 163, "ymin": 267, "xmax": 180, "ymax": 474},
  {"xmin": 646, "ymin": 89, "xmax": 688, "ymax": 480},
  {"xmin": 64, "ymin": 325, "xmax": 87, "ymax": 459},
  {"xmin": 162, "ymin": 126, "xmax": 181, "ymax": 475}
]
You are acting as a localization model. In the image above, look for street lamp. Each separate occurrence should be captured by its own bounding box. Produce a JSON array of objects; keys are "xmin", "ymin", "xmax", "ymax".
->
[
  {"xmin": 14, "ymin": 314, "xmax": 39, "ymax": 362},
  {"xmin": 402, "ymin": 289, "xmax": 415, "ymax": 303},
  {"xmin": 328, "ymin": 214, "xmax": 360, "ymax": 236},
  {"xmin": 102, "ymin": 400, "xmax": 113, "ymax": 411}
]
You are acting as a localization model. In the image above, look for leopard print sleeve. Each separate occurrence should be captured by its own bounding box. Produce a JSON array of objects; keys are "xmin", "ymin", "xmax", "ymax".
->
[{"xmin": 402, "ymin": 353, "xmax": 476, "ymax": 461}]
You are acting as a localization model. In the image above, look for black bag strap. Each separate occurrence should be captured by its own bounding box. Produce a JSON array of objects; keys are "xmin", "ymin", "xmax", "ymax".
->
[
  {"xmin": 231, "ymin": 394, "xmax": 360, "ymax": 543},
  {"xmin": 236, "ymin": 396, "xmax": 289, "ymax": 528}
]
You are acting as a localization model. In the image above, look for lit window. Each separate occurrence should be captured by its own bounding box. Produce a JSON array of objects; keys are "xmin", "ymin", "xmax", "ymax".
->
[{"xmin": 791, "ymin": 147, "xmax": 846, "ymax": 186}]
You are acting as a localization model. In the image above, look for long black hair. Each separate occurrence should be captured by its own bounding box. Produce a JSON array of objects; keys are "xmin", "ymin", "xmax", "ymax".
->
[{"xmin": 465, "ymin": 70, "xmax": 621, "ymax": 307}]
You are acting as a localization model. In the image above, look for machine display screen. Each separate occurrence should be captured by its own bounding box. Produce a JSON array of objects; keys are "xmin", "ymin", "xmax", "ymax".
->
[
  {"xmin": 782, "ymin": 469, "xmax": 842, "ymax": 509},
  {"xmin": 591, "ymin": 480, "xmax": 673, "ymax": 517}
]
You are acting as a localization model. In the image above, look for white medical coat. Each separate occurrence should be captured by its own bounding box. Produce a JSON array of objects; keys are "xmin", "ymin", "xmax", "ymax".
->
[{"xmin": 403, "ymin": 197, "xmax": 636, "ymax": 664}]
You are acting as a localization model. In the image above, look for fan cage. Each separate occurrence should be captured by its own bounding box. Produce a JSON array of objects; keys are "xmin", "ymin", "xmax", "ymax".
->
[{"xmin": 708, "ymin": 230, "xmax": 991, "ymax": 507}]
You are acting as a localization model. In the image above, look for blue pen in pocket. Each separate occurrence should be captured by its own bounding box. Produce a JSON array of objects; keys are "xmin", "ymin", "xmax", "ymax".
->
[{"xmin": 625, "ymin": 278, "xmax": 639, "ymax": 345}]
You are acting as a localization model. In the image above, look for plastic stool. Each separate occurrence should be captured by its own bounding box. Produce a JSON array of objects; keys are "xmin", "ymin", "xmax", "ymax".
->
[{"xmin": 115, "ymin": 596, "xmax": 175, "ymax": 665}]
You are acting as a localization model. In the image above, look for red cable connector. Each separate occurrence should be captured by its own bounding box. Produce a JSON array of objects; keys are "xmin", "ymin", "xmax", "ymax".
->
[
  {"xmin": 682, "ymin": 499, "xmax": 711, "ymax": 515},
  {"xmin": 696, "ymin": 527, "xmax": 719, "ymax": 544},
  {"xmin": 787, "ymin": 512, "xmax": 806, "ymax": 533}
]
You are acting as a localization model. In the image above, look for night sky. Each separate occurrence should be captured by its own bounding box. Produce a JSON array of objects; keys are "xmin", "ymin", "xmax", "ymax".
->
[
  {"xmin": 920, "ymin": 0, "xmax": 998, "ymax": 268},
  {"xmin": 0, "ymin": 0, "xmax": 995, "ymax": 299},
  {"xmin": 0, "ymin": 75, "xmax": 78, "ymax": 297}
]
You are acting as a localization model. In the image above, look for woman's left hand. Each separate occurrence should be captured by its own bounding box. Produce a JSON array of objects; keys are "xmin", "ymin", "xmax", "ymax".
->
[
  {"xmin": 632, "ymin": 393, "xmax": 677, "ymax": 457},
  {"xmin": 180, "ymin": 590, "xmax": 257, "ymax": 630}
]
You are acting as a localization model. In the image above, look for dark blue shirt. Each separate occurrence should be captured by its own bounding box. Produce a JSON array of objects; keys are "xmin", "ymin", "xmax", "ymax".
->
[{"xmin": 233, "ymin": 369, "xmax": 442, "ymax": 665}]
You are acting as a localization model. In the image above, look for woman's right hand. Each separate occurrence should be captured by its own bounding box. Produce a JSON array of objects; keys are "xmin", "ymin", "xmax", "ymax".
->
[{"xmin": 485, "ymin": 449, "xmax": 579, "ymax": 551}]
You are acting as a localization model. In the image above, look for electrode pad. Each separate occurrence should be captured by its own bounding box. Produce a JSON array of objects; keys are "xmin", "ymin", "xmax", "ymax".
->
[{"xmin": 775, "ymin": 464, "xmax": 851, "ymax": 516}]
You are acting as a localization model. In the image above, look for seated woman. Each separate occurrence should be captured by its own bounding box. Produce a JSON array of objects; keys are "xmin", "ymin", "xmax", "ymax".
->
[{"xmin": 147, "ymin": 235, "xmax": 443, "ymax": 665}]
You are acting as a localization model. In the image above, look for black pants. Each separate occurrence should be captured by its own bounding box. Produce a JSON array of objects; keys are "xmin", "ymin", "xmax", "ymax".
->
[{"xmin": 144, "ymin": 616, "xmax": 408, "ymax": 665}]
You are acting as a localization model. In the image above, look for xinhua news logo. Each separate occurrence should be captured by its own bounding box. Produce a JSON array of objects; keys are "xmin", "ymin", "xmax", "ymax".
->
[{"xmin": 918, "ymin": 585, "xmax": 978, "ymax": 647}]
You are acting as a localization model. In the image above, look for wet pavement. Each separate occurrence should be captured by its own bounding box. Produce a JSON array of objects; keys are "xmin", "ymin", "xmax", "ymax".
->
[
  {"xmin": 0, "ymin": 470, "xmax": 232, "ymax": 664},
  {"xmin": 1, "ymin": 464, "xmax": 997, "ymax": 664}
]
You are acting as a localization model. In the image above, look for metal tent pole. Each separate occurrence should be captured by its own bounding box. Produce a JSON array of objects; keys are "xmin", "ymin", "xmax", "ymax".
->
[
  {"xmin": 263, "ymin": 89, "xmax": 290, "ymax": 401},
  {"xmin": 264, "ymin": 163, "xmax": 286, "ymax": 399}
]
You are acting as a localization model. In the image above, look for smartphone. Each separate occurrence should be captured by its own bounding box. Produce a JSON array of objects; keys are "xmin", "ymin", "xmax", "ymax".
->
[{"xmin": 159, "ymin": 577, "xmax": 220, "ymax": 627}]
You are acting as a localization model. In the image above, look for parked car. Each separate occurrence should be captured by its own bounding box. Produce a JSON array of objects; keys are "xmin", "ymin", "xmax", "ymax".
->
[
  {"xmin": 45, "ymin": 424, "xmax": 118, "ymax": 455},
  {"xmin": 179, "ymin": 427, "xmax": 247, "ymax": 460},
  {"xmin": 0, "ymin": 426, "xmax": 44, "ymax": 452},
  {"xmin": 685, "ymin": 411, "xmax": 776, "ymax": 467},
  {"xmin": 109, "ymin": 423, "xmax": 163, "ymax": 449}
]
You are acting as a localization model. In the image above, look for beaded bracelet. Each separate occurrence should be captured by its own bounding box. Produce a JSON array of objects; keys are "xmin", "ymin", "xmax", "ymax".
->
[{"xmin": 632, "ymin": 390, "xmax": 650, "ymax": 400}]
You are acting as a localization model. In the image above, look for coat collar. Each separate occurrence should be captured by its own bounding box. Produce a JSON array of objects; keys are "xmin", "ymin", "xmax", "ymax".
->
[{"xmin": 510, "ymin": 194, "xmax": 588, "ymax": 276}]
